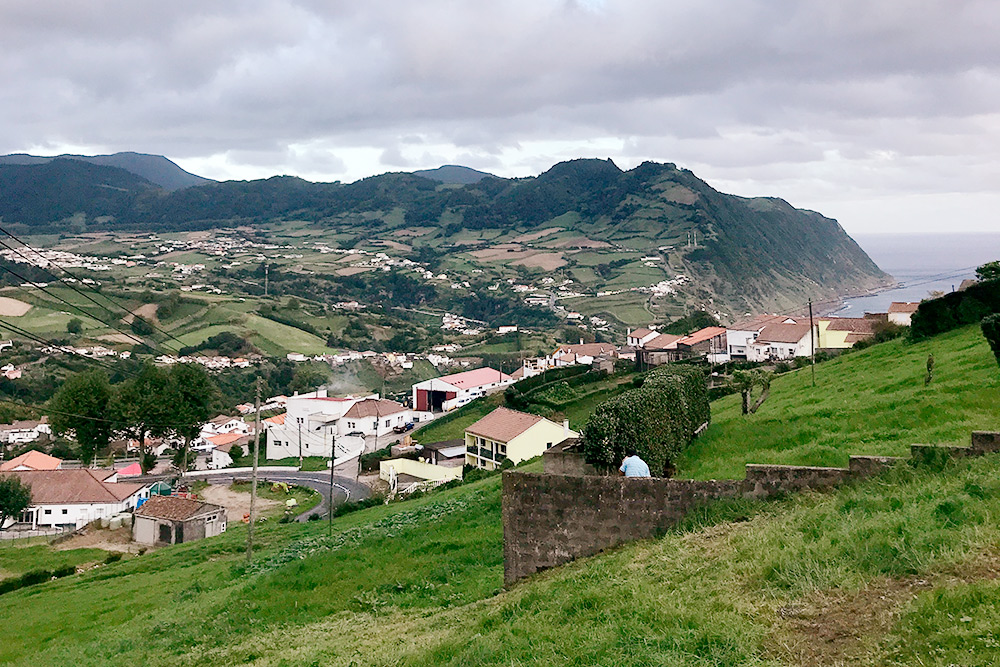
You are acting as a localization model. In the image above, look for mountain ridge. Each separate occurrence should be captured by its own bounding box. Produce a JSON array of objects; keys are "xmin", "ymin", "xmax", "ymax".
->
[{"xmin": 0, "ymin": 151, "xmax": 212, "ymax": 191}]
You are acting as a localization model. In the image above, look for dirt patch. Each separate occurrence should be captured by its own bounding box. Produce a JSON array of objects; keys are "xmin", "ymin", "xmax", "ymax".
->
[
  {"xmin": 0, "ymin": 297, "xmax": 32, "ymax": 316},
  {"xmin": 55, "ymin": 526, "xmax": 135, "ymax": 553},
  {"xmin": 372, "ymin": 240, "xmax": 412, "ymax": 252},
  {"xmin": 657, "ymin": 183, "xmax": 699, "ymax": 205},
  {"xmin": 546, "ymin": 236, "xmax": 611, "ymax": 249},
  {"xmin": 96, "ymin": 333, "xmax": 137, "ymax": 344},
  {"xmin": 470, "ymin": 244, "xmax": 526, "ymax": 260},
  {"xmin": 392, "ymin": 227, "xmax": 436, "ymax": 238},
  {"xmin": 121, "ymin": 303, "xmax": 159, "ymax": 325},
  {"xmin": 514, "ymin": 228, "xmax": 563, "ymax": 243},
  {"xmin": 336, "ymin": 266, "xmax": 376, "ymax": 277},
  {"xmin": 513, "ymin": 253, "xmax": 566, "ymax": 270},
  {"xmin": 200, "ymin": 483, "xmax": 282, "ymax": 522}
]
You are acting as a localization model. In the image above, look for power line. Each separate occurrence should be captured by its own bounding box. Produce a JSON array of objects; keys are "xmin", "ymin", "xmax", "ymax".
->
[
  {"xmin": 0, "ymin": 225, "xmax": 193, "ymax": 353},
  {"xmin": 0, "ymin": 260, "xmax": 155, "ymax": 351},
  {"xmin": 0, "ymin": 319, "xmax": 132, "ymax": 377}
]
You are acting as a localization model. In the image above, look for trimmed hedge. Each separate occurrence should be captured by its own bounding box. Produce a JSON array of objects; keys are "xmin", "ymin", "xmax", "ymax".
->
[
  {"xmin": 581, "ymin": 364, "xmax": 709, "ymax": 476},
  {"xmin": 910, "ymin": 279, "xmax": 1000, "ymax": 340}
]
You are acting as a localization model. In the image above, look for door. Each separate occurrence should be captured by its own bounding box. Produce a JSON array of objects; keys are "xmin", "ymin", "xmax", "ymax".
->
[{"xmin": 158, "ymin": 523, "xmax": 171, "ymax": 544}]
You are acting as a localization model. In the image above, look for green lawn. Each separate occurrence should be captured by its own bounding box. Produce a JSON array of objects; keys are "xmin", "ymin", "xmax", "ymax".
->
[
  {"xmin": 0, "ymin": 544, "xmax": 107, "ymax": 581},
  {"xmin": 3, "ymin": 325, "xmax": 1000, "ymax": 664},
  {"xmin": 678, "ymin": 325, "xmax": 1000, "ymax": 479}
]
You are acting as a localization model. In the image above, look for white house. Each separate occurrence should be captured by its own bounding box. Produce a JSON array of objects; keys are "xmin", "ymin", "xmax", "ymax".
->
[
  {"xmin": 626, "ymin": 328, "xmax": 660, "ymax": 348},
  {"xmin": 747, "ymin": 323, "xmax": 813, "ymax": 361},
  {"xmin": 464, "ymin": 407, "xmax": 578, "ymax": 470},
  {"xmin": 726, "ymin": 315, "xmax": 800, "ymax": 360},
  {"xmin": 2, "ymin": 469, "xmax": 149, "ymax": 530},
  {"xmin": 0, "ymin": 419, "xmax": 51, "ymax": 446},
  {"xmin": 199, "ymin": 415, "xmax": 253, "ymax": 442},
  {"xmin": 264, "ymin": 392, "xmax": 387, "ymax": 459},
  {"xmin": 888, "ymin": 302, "xmax": 920, "ymax": 326},
  {"xmin": 411, "ymin": 367, "xmax": 513, "ymax": 415}
]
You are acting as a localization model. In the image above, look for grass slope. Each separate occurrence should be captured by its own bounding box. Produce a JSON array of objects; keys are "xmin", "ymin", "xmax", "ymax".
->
[
  {"xmin": 678, "ymin": 325, "xmax": 1000, "ymax": 479},
  {"xmin": 3, "ymin": 325, "xmax": 1000, "ymax": 664}
]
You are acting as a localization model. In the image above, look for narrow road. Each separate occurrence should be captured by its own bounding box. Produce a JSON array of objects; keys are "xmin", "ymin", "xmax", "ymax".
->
[{"xmin": 140, "ymin": 470, "xmax": 371, "ymax": 522}]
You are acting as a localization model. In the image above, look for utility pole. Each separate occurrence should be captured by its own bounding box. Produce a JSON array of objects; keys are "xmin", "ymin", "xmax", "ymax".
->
[
  {"xmin": 264, "ymin": 263, "xmax": 269, "ymax": 297},
  {"xmin": 328, "ymin": 427, "xmax": 335, "ymax": 537},
  {"xmin": 298, "ymin": 420, "xmax": 303, "ymax": 470},
  {"xmin": 808, "ymin": 299, "xmax": 816, "ymax": 388},
  {"xmin": 246, "ymin": 378, "xmax": 262, "ymax": 565}
]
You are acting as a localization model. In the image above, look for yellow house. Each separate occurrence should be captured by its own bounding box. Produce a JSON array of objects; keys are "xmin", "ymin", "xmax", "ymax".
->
[
  {"xmin": 816, "ymin": 318, "xmax": 878, "ymax": 349},
  {"xmin": 464, "ymin": 407, "xmax": 578, "ymax": 470}
]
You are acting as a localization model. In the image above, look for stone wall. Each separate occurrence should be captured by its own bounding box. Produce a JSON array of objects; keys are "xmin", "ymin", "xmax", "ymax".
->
[{"xmin": 502, "ymin": 431, "xmax": 998, "ymax": 585}]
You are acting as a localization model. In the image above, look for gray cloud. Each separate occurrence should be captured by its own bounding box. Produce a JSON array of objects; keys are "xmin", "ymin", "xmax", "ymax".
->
[{"xmin": 2, "ymin": 1, "xmax": 1000, "ymax": 231}]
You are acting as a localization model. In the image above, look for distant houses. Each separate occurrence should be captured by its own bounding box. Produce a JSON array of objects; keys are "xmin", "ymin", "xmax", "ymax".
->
[{"xmin": 888, "ymin": 302, "xmax": 920, "ymax": 326}]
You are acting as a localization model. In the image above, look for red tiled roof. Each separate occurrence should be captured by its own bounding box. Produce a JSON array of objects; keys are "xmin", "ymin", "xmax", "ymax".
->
[
  {"xmin": 342, "ymin": 399, "xmax": 407, "ymax": 419},
  {"xmin": 465, "ymin": 407, "xmax": 545, "ymax": 443},
  {"xmin": 554, "ymin": 343, "xmax": 617, "ymax": 357},
  {"xmin": 888, "ymin": 302, "xmax": 920, "ymax": 314},
  {"xmin": 0, "ymin": 449, "xmax": 62, "ymax": 471},
  {"xmin": 264, "ymin": 413, "xmax": 286, "ymax": 425},
  {"xmin": 754, "ymin": 323, "xmax": 812, "ymax": 344},
  {"xmin": 729, "ymin": 314, "xmax": 799, "ymax": 331},
  {"xmin": 630, "ymin": 328, "xmax": 656, "ymax": 338},
  {"xmin": 677, "ymin": 327, "xmax": 727, "ymax": 346},
  {"xmin": 824, "ymin": 318, "xmax": 879, "ymax": 334},
  {"xmin": 134, "ymin": 495, "xmax": 223, "ymax": 521},
  {"xmin": 3, "ymin": 469, "xmax": 145, "ymax": 504},
  {"xmin": 644, "ymin": 333, "xmax": 682, "ymax": 350}
]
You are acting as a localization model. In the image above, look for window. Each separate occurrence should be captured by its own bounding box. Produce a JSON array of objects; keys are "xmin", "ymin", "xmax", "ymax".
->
[
  {"xmin": 384, "ymin": 419, "xmax": 390, "ymax": 428},
  {"xmin": 62, "ymin": 509, "xmax": 68, "ymax": 515},
  {"xmin": 44, "ymin": 509, "xmax": 51, "ymax": 515}
]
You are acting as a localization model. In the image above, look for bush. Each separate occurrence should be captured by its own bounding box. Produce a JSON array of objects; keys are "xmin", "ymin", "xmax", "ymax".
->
[
  {"xmin": 982, "ymin": 313, "xmax": 1000, "ymax": 366},
  {"xmin": 308, "ymin": 512, "xmax": 321, "ymax": 521},
  {"xmin": 360, "ymin": 446, "xmax": 397, "ymax": 473},
  {"xmin": 103, "ymin": 553, "xmax": 123, "ymax": 565},
  {"xmin": 911, "ymin": 274, "xmax": 1000, "ymax": 340},
  {"xmin": 332, "ymin": 495, "xmax": 385, "ymax": 518},
  {"xmin": 581, "ymin": 364, "xmax": 709, "ymax": 476}
]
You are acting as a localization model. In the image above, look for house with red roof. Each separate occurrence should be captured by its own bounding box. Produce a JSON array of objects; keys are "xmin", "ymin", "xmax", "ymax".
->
[
  {"xmin": 464, "ymin": 407, "xmax": 577, "ymax": 470},
  {"xmin": 1, "ymin": 469, "xmax": 149, "ymax": 529},
  {"xmin": 748, "ymin": 323, "xmax": 814, "ymax": 362},
  {"xmin": 411, "ymin": 367, "xmax": 513, "ymax": 415},
  {"xmin": 0, "ymin": 449, "xmax": 62, "ymax": 472},
  {"xmin": 888, "ymin": 302, "xmax": 921, "ymax": 326}
]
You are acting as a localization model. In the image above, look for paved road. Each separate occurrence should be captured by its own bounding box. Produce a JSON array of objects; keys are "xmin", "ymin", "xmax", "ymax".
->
[{"xmin": 139, "ymin": 470, "xmax": 371, "ymax": 522}]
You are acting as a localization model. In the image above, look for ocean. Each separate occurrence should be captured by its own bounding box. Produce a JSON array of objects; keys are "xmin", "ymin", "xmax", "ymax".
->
[{"xmin": 837, "ymin": 233, "xmax": 1000, "ymax": 317}]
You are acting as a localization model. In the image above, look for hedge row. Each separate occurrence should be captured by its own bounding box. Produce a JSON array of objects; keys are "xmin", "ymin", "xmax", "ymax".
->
[
  {"xmin": 0, "ymin": 564, "xmax": 76, "ymax": 596},
  {"xmin": 511, "ymin": 364, "xmax": 590, "ymax": 393},
  {"xmin": 581, "ymin": 364, "xmax": 710, "ymax": 476},
  {"xmin": 910, "ymin": 279, "xmax": 1000, "ymax": 340}
]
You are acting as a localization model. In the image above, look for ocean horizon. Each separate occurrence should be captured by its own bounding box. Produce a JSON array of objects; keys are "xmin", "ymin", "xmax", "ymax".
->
[{"xmin": 838, "ymin": 232, "xmax": 1000, "ymax": 316}]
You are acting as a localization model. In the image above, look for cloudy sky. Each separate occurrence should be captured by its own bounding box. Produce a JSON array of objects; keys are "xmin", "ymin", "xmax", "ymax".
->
[{"xmin": 2, "ymin": 0, "xmax": 998, "ymax": 234}]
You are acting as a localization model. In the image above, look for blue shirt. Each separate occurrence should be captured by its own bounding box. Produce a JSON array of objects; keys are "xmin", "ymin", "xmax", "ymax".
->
[{"xmin": 620, "ymin": 455, "xmax": 651, "ymax": 477}]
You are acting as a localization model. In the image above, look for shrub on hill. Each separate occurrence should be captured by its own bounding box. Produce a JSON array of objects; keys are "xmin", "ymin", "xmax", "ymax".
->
[
  {"xmin": 581, "ymin": 364, "xmax": 709, "ymax": 476},
  {"xmin": 910, "ymin": 271, "xmax": 1000, "ymax": 340}
]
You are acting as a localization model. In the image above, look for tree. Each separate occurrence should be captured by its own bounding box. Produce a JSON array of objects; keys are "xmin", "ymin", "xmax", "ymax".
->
[
  {"xmin": 167, "ymin": 364, "xmax": 218, "ymax": 475},
  {"xmin": 113, "ymin": 362, "xmax": 172, "ymax": 474},
  {"xmin": 731, "ymin": 369, "xmax": 773, "ymax": 415},
  {"xmin": 0, "ymin": 476, "xmax": 32, "ymax": 529},
  {"xmin": 130, "ymin": 315, "xmax": 154, "ymax": 336},
  {"xmin": 66, "ymin": 318, "xmax": 83, "ymax": 335},
  {"xmin": 48, "ymin": 370, "xmax": 113, "ymax": 466},
  {"xmin": 976, "ymin": 261, "xmax": 1000, "ymax": 282}
]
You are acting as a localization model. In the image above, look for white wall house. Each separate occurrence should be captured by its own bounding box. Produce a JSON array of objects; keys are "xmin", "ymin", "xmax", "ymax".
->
[
  {"xmin": 888, "ymin": 302, "xmax": 920, "ymax": 326},
  {"xmin": 3, "ymin": 469, "xmax": 149, "ymax": 530},
  {"xmin": 726, "ymin": 315, "xmax": 799, "ymax": 359},
  {"xmin": 626, "ymin": 328, "xmax": 660, "ymax": 348},
  {"xmin": 264, "ymin": 392, "xmax": 399, "ymax": 460},
  {"xmin": 412, "ymin": 367, "xmax": 513, "ymax": 415},
  {"xmin": 0, "ymin": 419, "xmax": 51, "ymax": 446},
  {"xmin": 747, "ymin": 323, "xmax": 813, "ymax": 362}
]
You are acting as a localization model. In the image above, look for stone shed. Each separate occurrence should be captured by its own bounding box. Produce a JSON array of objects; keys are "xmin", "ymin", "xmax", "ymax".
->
[{"xmin": 132, "ymin": 495, "xmax": 227, "ymax": 546}]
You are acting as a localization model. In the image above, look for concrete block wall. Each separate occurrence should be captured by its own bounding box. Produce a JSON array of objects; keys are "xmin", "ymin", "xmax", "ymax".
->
[{"xmin": 503, "ymin": 431, "xmax": 999, "ymax": 585}]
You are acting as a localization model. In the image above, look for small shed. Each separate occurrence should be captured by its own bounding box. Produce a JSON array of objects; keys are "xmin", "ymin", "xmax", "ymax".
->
[{"xmin": 132, "ymin": 495, "xmax": 227, "ymax": 546}]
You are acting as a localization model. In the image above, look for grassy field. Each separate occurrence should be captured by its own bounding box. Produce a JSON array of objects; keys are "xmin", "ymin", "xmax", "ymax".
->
[
  {"xmin": 678, "ymin": 324, "xmax": 1000, "ymax": 479},
  {"xmin": 0, "ymin": 543, "xmax": 108, "ymax": 581},
  {"xmin": 3, "ymin": 325, "xmax": 1000, "ymax": 664}
]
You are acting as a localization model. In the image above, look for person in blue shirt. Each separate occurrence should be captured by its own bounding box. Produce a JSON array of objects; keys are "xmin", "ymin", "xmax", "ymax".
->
[{"xmin": 619, "ymin": 448, "xmax": 651, "ymax": 478}]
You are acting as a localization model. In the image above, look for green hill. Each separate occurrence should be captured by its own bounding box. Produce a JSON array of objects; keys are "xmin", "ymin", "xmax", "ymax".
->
[
  {"xmin": 2, "ymin": 325, "xmax": 999, "ymax": 664},
  {"xmin": 0, "ymin": 157, "xmax": 888, "ymax": 315}
]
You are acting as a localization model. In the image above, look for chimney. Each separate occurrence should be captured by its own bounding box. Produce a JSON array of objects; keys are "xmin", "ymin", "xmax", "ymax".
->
[
  {"xmin": 563, "ymin": 419, "xmax": 570, "ymax": 437},
  {"xmin": 579, "ymin": 338, "xmax": 584, "ymax": 345}
]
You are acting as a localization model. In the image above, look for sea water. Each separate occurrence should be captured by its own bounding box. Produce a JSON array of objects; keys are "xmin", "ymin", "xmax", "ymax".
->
[{"xmin": 838, "ymin": 233, "xmax": 1000, "ymax": 316}]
